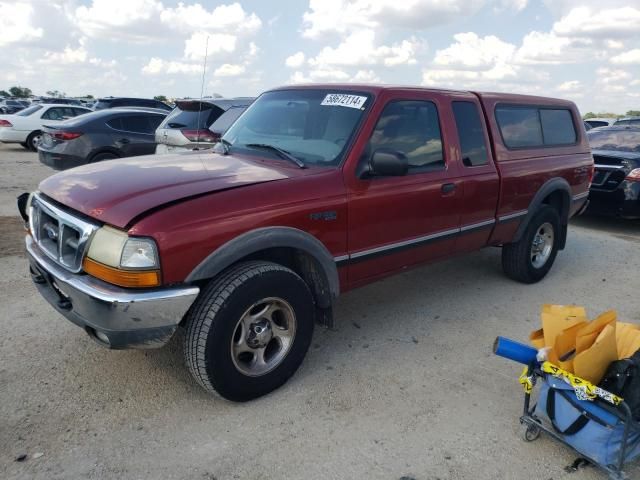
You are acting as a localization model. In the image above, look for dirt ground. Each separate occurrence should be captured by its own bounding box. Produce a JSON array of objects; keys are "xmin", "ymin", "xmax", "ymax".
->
[{"xmin": 1, "ymin": 142, "xmax": 639, "ymax": 480}]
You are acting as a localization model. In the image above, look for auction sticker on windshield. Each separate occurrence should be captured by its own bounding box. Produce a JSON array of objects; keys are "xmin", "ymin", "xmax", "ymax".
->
[{"xmin": 321, "ymin": 94, "xmax": 367, "ymax": 109}]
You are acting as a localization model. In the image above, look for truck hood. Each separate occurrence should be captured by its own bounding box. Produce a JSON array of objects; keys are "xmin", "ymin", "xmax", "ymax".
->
[{"xmin": 38, "ymin": 151, "xmax": 303, "ymax": 228}]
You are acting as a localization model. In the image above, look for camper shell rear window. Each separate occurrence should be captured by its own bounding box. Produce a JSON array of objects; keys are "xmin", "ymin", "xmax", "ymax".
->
[{"xmin": 495, "ymin": 105, "xmax": 577, "ymax": 149}]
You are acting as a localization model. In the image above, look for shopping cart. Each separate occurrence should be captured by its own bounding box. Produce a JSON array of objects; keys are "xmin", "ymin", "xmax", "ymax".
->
[{"xmin": 519, "ymin": 363, "xmax": 640, "ymax": 480}]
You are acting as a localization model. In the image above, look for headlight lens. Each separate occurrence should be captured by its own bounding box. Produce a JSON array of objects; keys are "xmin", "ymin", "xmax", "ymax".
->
[
  {"xmin": 120, "ymin": 238, "xmax": 158, "ymax": 268},
  {"xmin": 84, "ymin": 226, "xmax": 160, "ymax": 288}
]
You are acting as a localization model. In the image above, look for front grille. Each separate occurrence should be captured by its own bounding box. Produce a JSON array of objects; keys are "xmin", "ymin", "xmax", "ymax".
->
[{"xmin": 29, "ymin": 194, "xmax": 100, "ymax": 272}]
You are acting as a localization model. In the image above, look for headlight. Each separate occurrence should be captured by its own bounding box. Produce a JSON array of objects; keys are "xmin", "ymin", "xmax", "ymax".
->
[{"xmin": 84, "ymin": 226, "xmax": 160, "ymax": 288}]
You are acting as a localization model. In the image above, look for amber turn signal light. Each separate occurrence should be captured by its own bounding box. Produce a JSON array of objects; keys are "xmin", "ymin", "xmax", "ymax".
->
[{"xmin": 82, "ymin": 257, "xmax": 160, "ymax": 288}]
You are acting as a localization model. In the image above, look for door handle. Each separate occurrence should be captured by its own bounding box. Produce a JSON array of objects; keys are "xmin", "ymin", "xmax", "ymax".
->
[
  {"xmin": 441, "ymin": 183, "xmax": 457, "ymax": 194},
  {"xmin": 118, "ymin": 138, "xmax": 130, "ymax": 144}
]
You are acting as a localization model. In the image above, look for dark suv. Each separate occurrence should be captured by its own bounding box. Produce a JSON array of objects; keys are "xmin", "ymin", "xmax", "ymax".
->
[
  {"xmin": 38, "ymin": 108, "xmax": 167, "ymax": 170},
  {"xmin": 94, "ymin": 97, "xmax": 172, "ymax": 112},
  {"xmin": 0, "ymin": 99, "xmax": 26, "ymax": 114}
]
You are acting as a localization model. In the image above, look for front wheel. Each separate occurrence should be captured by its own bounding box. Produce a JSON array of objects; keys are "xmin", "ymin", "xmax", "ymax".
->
[
  {"xmin": 502, "ymin": 205, "xmax": 561, "ymax": 284},
  {"xmin": 184, "ymin": 261, "xmax": 315, "ymax": 401}
]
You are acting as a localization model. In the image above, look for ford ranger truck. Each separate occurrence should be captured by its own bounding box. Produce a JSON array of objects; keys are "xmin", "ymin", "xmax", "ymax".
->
[{"xmin": 19, "ymin": 85, "xmax": 593, "ymax": 401}]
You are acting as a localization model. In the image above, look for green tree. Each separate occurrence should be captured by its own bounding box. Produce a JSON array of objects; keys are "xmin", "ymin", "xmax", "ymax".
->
[
  {"xmin": 9, "ymin": 86, "xmax": 32, "ymax": 97},
  {"xmin": 154, "ymin": 95, "xmax": 168, "ymax": 102},
  {"xmin": 583, "ymin": 111, "xmax": 621, "ymax": 119},
  {"xmin": 85, "ymin": 94, "xmax": 94, "ymax": 99},
  {"xmin": 0, "ymin": 90, "xmax": 10, "ymax": 97},
  {"xmin": 625, "ymin": 110, "xmax": 640, "ymax": 117},
  {"xmin": 46, "ymin": 90, "xmax": 66, "ymax": 98}
]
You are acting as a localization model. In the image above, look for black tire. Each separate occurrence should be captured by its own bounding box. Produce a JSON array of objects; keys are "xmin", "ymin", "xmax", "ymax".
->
[
  {"xmin": 90, "ymin": 152, "xmax": 118, "ymax": 163},
  {"xmin": 502, "ymin": 205, "xmax": 561, "ymax": 284},
  {"xmin": 20, "ymin": 142, "xmax": 29, "ymax": 150},
  {"xmin": 26, "ymin": 131, "xmax": 42, "ymax": 152},
  {"xmin": 184, "ymin": 261, "xmax": 315, "ymax": 401}
]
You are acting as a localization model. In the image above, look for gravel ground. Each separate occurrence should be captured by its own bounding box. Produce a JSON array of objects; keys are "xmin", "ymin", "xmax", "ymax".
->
[{"xmin": 1, "ymin": 142, "xmax": 640, "ymax": 480}]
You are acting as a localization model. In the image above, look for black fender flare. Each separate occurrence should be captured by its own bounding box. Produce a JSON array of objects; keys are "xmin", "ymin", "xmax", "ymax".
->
[
  {"xmin": 185, "ymin": 226, "xmax": 340, "ymax": 304},
  {"xmin": 513, "ymin": 177, "xmax": 571, "ymax": 247}
]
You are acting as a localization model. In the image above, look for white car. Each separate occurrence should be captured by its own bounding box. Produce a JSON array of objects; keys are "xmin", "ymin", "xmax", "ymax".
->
[{"xmin": 0, "ymin": 104, "xmax": 92, "ymax": 151}]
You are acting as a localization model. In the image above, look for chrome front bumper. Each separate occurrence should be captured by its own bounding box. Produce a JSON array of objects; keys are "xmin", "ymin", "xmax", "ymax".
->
[{"xmin": 26, "ymin": 235, "xmax": 200, "ymax": 349}]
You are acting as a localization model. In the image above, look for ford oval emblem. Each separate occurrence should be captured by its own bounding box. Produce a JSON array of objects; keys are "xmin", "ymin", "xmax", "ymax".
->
[{"xmin": 44, "ymin": 224, "xmax": 58, "ymax": 241}]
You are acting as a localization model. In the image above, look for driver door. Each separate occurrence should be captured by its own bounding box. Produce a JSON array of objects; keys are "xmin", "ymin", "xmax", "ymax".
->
[{"xmin": 345, "ymin": 93, "xmax": 463, "ymax": 286}]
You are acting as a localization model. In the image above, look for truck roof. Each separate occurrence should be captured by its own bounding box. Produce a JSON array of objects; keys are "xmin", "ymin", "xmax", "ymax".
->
[{"xmin": 270, "ymin": 83, "xmax": 576, "ymax": 107}]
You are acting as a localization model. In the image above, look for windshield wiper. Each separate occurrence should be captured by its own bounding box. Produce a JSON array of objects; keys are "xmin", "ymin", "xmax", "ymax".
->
[{"xmin": 245, "ymin": 143, "xmax": 306, "ymax": 169}]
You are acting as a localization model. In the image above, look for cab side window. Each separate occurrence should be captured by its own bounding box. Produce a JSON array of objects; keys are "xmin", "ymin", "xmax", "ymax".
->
[
  {"xmin": 452, "ymin": 101, "xmax": 489, "ymax": 167},
  {"xmin": 368, "ymin": 100, "xmax": 444, "ymax": 172}
]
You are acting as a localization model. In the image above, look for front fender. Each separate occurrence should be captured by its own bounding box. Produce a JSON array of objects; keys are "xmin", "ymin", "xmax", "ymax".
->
[{"xmin": 185, "ymin": 226, "xmax": 340, "ymax": 302}]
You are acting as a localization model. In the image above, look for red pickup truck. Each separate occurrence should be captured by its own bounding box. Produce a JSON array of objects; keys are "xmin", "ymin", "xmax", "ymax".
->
[{"xmin": 20, "ymin": 85, "xmax": 593, "ymax": 401}]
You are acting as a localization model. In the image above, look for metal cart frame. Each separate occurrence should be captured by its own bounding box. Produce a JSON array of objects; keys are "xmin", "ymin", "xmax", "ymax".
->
[{"xmin": 519, "ymin": 364, "xmax": 640, "ymax": 480}]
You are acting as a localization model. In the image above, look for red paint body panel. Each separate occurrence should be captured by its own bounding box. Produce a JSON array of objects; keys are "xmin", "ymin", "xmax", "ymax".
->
[
  {"xmin": 38, "ymin": 151, "xmax": 315, "ymax": 228},
  {"xmin": 37, "ymin": 84, "xmax": 593, "ymax": 294}
]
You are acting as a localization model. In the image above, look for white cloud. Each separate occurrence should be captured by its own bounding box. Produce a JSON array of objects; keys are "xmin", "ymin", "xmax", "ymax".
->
[
  {"xmin": 290, "ymin": 67, "xmax": 381, "ymax": 85},
  {"xmin": 353, "ymin": 70, "xmax": 382, "ymax": 83},
  {"xmin": 426, "ymin": 33, "xmax": 520, "ymax": 86},
  {"xmin": 184, "ymin": 32, "xmax": 238, "ymax": 61},
  {"xmin": 433, "ymin": 32, "xmax": 515, "ymax": 68},
  {"xmin": 302, "ymin": 0, "xmax": 487, "ymax": 38},
  {"xmin": 515, "ymin": 31, "xmax": 594, "ymax": 64},
  {"xmin": 552, "ymin": 7, "xmax": 640, "ymax": 38},
  {"xmin": 73, "ymin": 0, "xmax": 163, "ymax": 41},
  {"xmin": 142, "ymin": 58, "xmax": 202, "ymax": 75},
  {"xmin": 496, "ymin": 0, "xmax": 528, "ymax": 11},
  {"xmin": 285, "ymin": 52, "xmax": 306, "ymax": 68},
  {"xmin": 0, "ymin": 2, "xmax": 43, "ymax": 46},
  {"xmin": 423, "ymin": 32, "xmax": 552, "ymax": 92},
  {"xmin": 213, "ymin": 63, "xmax": 246, "ymax": 77},
  {"xmin": 160, "ymin": 2, "xmax": 261, "ymax": 34},
  {"xmin": 557, "ymin": 80, "xmax": 582, "ymax": 92},
  {"xmin": 308, "ymin": 30, "xmax": 421, "ymax": 68},
  {"xmin": 611, "ymin": 49, "xmax": 640, "ymax": 65},
  {"xmin": 41, "ymin": 45, "xmax": 89, "ymax": 64}
]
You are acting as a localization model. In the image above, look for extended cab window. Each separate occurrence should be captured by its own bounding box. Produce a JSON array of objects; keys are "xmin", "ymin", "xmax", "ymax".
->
[
  {"xmin": 452, "ymin": 101, "xmax": 488, "ymax": 166},
  {"xmin": 369, "ymin": 100, "xmax": 444, "ymax": 171},
  {"xmin": 496, "ymin": 105, "xmax": 577, "ymax": 148}
]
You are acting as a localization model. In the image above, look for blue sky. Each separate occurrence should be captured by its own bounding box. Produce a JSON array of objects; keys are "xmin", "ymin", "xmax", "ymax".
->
[{"xmin": 1, "ymin": 0, "xmax": 639, "ymax": 114}]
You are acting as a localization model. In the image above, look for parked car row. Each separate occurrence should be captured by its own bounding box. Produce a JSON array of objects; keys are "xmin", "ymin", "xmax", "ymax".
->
[
  {"xmin": 584, "ymin": 117, "xmax": 640, "ymax": 129},
  {"xmin": 0, "ymin": 95, "xmax": 253, "ymax": 162},
  {"xmin": 0, "ymin": 104, "xmax": 92, "ymax": 150}
]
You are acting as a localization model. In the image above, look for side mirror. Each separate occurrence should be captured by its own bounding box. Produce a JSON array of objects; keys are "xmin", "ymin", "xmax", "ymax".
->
[{"xmin": 369, "ymin": 149, "xmax": 408, "ymax": 177}]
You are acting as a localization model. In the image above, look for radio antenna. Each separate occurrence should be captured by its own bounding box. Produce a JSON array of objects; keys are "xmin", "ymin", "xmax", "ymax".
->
[{"xmin": 195, "ymin": 35, "xmax": 209, "ymax": 149}]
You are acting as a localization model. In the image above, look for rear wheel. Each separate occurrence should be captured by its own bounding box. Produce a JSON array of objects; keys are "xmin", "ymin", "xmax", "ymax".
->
[
  {"xmin": 20, "ymin": 142, "xmax": 29, "ymax": 150},
  {"xmin": 26, "ymin": 131, "xmax": 42, "ymax": 152},
  {"xmin": 502, "ymin": 205, "xmax": 561, "ymax": 284},
  {"xmin": 90, "ymin": 152, "xmax": 118, "ymax": 163},
  {"xmin": 184, "ymin": 261, "xmax": 315, "ymax": 401}
]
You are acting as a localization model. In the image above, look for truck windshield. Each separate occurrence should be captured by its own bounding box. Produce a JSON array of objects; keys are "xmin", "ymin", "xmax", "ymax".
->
[
  {"xmin": 587, "ymin": 129, "xmax": 640, "ymax": 153},
  {"xmin": 222, "ymin": 89, "xmax": 371, "ymax": 167}
]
